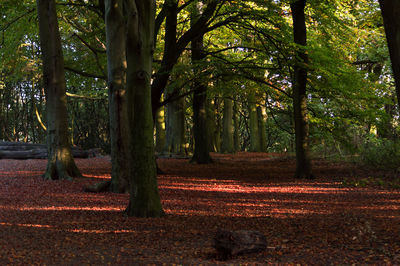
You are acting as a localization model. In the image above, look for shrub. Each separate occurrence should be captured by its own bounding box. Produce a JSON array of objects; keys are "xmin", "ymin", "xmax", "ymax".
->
[{"xmin": 359, "ymin": 137, "xmax": 400, "ymax": 170}]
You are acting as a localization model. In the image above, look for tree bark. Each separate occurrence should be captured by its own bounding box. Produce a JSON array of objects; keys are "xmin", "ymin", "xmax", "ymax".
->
[
  {"xmin": 221, "ymin": 96, "xmax": 234, "ymax": 153},
  {"xmin": 37, "ymin": 0, "xmax": 82, "ymax": 180},
  {"xmin": 155, "ymin": 105, "xmax": 166, "ymax": 153},
  {"xmin": 105, "ymin": 0, "xmax": 130, "ymax": 193},
  {"xmin": 164, "ymin": 90, "xmax": 186, "ymax": 156},
  {"xmin": 124, "ymin": 0, "xmax": 164, "ymax": 217},
  {"xmin": 191, "ymin": 0, "xmax": 211, "ymax": 164},
  {"xmin": 207, "ymin": 99, "xmax": 220, "ymax": 152},
  {"xmin": 290, "ymin": 0, "xmax": 313, "ymax": 179},
  {"xmin": 248, "ymin": 92, "xmax": 260, "ymax": 152},
  {"xmin": 257, "ymin": 106, "xmax": 267, "ymax": 152},
  {"xmin": 379, "ymin": 0, "xmax": 400, "ymax": 108},
  {"xmin": 233, "ymin": 99, "xmax": 240, "ymax": 152}
]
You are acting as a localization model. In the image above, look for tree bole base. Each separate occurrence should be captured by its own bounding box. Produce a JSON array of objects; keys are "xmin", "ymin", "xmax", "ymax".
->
[
  {"xmin": 42, "ymin": 159, "xmax": 82, "ymax": 181},
  {"xmin": 124, "ymin": 200, "xmax": 165, "ymax": 218},
  {"xmin": 294, "ymin": 172, "xmax": 315, "ymax": 179}
]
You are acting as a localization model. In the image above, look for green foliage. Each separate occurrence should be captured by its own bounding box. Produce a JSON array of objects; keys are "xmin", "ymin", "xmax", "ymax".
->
[
  {"xmin": 358, "ymin": 136, "xmax": 400, "ymax": 170},
  {"xmin": 342, "ymin": 176, "xmax": 400, "ymax": 189}
]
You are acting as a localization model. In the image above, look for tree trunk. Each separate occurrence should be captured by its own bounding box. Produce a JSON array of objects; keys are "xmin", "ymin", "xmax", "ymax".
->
[
  {"xmin": 207, "ymin": 99, "xmax": 220, "ymax": 152},
  {"xmin": 151, "ymin": 0, "xmax": 178, "ymax": 121},
  {"xmin": 290, "ymin": 0, "xmax": 313, "ymax": 179},
  {"xmin": 233, "ymin": 99, "xmax": 240, "ymax": 152},
  {"xmin": 164, "ymin": 89, "xmax": 186, "ymax": 156},
  {"xmin": 155, "ymin": 105, "xmax": 166, "ymax": 153},
  {"xmin": 257, "ymin": 106, "xmax": 267, "ymax": 152},
  {"xmin": 221, "ymin": 96, "xmax": 234, "ymax": 153},
  {"xmin": 105, "ymin": 0, "xmax": 130, "ymax": 193},
  {"xmin": 124, "ymin": 0, "xmax": 164, "ymax": 217},
  {"xmin": 248, "ymin": 92, "xmax": 260, "ymax": 152},
  {"xmin": 190, "ymin": 0, "xmax": 211, "ymax": 164},
  {"xmin": 37, "ymin": 0, "xmax": 81, "ymax": 180},
  {"xmin": 379, "ymin": 0, "xmax": 400, "ymax": 108}
]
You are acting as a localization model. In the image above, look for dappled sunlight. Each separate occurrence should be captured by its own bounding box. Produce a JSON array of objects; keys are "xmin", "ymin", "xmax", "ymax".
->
[
  {"xmin": 0, "ymin": 222, "xmax": 136, "ymax": 234},
  {"xmin": 0, "ymin": 170, "xmax": 43, "ymax": 177},
  {"xmin": 82, "ymin": 173, "xmax": 111, "ymax": 179},
  {"xmin": 0, "ymin": 205, "xmax": 123, "ymax": 212},
  {"xmin": 159, "ymin": 179, "xmax": 354, "ymax": 195}
]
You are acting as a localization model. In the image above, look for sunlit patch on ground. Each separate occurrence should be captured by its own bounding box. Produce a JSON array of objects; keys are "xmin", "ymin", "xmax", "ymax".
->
[{"xmin": 0, "ymin": 154, "xmax": 400, "ymax": 264}]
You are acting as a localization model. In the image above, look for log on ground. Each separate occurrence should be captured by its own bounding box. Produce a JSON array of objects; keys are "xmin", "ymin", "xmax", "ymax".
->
[{"xmin": 213, "ymin": 229, "xmax": 267, "ymax": 260}]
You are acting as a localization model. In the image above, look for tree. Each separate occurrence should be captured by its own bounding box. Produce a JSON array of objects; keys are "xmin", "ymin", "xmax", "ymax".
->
[
  {"xmin": 191, "ymin": 0, "xmax": 212, "ymax": 164},
  {"xmin": 221, "ymin": 95, "xmax": 234, "ymax": 153},
  {"xmin": 290, "ymin": 0, "xmax": 313, "ymax": 179},
  {"xmin": 105, "ymin": 0, "xmax": 129, "ymax": 193},
  {"xmin": 164, "ymin": 88, "xmax": 186, "ymax": 155},
  {"xmin": 248, "ymin": 92, "xmax": 260, "ymax": 152},
  {"xmin": 36, "ymin": 0, "xmax": 82, "ymax": 180},
  {"xmin": 379, "ymin": 0, "xmax": 400, "ymax": 108},
  {"xmin": 124, "ymin": 0, "xmax": 164, "ymax": 217}
]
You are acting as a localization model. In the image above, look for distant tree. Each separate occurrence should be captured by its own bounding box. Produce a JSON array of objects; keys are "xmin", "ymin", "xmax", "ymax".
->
[
  {"xmin": 248, "ymin": 92, "xmax": 260, "ymax": 152},
  {"xmin": 36, "ymin": 0, "xmax": 82, "ymax": 180},
  {"xmin": 191, "ymin": 0, "xmax": 212, "ymax": 164},
  {"xmin": 221, "ymin": 95, "xmax": 234, "ymax": 153},
  {"xmin": 290, "ymin": 0, "xmax": 313, "ymax": 179}
]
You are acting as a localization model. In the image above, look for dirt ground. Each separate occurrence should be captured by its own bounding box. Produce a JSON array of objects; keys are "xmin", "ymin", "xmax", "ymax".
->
[{"xmin": 0, "ymin": 152, "xmax": 399, "ymax": 265}]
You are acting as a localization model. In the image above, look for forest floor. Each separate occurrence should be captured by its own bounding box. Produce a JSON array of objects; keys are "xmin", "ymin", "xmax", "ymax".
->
[{"xmin": 0, "ymin": 152, "xmax": 400, "ymax": 265}]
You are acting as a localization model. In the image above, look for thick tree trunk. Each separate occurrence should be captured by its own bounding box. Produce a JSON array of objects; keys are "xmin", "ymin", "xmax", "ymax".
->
[
  {"xmin": 105, "ymin": 0, "xmax": 130, "ymax": 193},
  {"xmin": 190, "ymin": 1, "xmax": 211, "ymax": 164},
  {"xmin": 379, "ymin": 0, "xmax": 400, "ymax": 108},
  {"xmin": 291, "ymin": 0, "xmax": 313, "ymax": 179},
  {"xmin": 248, "ymin": 92, "xmax": 260, "ymax": 152},
  {"xmin": 124, "ymin": 0, "xmax": 164, "ymax": 217},
  {"xmin": 221, "ymin": 96, "xmax": 234, "ymax": 153},
  {"xmin": 37, "ymin": 0, "xmax": 81, "ymax": 180}
]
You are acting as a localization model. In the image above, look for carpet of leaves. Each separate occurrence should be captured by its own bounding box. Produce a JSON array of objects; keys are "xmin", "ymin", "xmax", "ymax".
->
[{"xmin": 0, "ymin": 152, "xmax": 400, "ymax": 265}]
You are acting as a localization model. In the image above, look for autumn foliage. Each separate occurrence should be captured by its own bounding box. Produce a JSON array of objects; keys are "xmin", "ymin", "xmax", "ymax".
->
[{"xmin": 0, "ymin": 153, "xmax": 399, "ymax": 264}]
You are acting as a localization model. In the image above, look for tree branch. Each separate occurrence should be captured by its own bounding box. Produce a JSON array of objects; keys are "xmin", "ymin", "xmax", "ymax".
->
[{"xmin": 64, "ymin": 66, "xmax": 107, "ymax": 80}]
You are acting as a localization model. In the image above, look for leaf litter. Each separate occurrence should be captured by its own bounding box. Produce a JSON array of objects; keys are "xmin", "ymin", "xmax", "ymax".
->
[{"xmin": 0, "ymin": 152, "xmax": 399, "ymax": 264}]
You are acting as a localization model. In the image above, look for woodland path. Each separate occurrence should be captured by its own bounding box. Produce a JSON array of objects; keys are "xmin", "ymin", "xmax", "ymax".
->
[{"xmin": 0, "ymin": 153, "xmax": 399, "ymax": 264}]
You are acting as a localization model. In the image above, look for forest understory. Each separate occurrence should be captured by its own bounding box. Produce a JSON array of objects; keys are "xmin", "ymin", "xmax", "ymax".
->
[{"xmin": 0, "ymin": 152, "xmax": 399, "ymax": 265}]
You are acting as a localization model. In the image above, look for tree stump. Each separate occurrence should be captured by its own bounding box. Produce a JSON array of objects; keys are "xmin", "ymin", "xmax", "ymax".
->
[{"xmin": 213, "ymin": 229, "xmax": 267, "ymax": 260}]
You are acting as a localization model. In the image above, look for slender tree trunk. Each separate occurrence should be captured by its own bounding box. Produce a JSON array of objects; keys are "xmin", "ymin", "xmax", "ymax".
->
[
  {"xmin": 290, "ymin": 0, "xmax": 313, "ymax": 179},
  {"xmin": 105, "ymin": 0, "xmax": 130, "ymax": 193},
  {"xmin": 155, "ymin": 105, "xmax": 166, "ymax": 153},
  {"xmin": 37, "ymin": 0, "xmax": 81, "ymax": 180},
  {"xmin": 233, "ymin": 99, "xmax": 240, "ymax": 152},
  {"xmin": 207, "ymin": 99, "xmax": 218, "ymax": 152},
  {"xmin": 248, "ymin": 92, "xmax": 260, "ymax": 152},
  {"xmin": 379, "ymin": 0, "xmax": 400, "ymax": 108},
  {"xmin": 257, "ymin": 106, "xmax": 267, "ymax": 152},
  {"xmin": 124, "ymin": 0, "xmax": 164, "ymax": 217},
  {"xmin": 151, "ymin": 0, "xmax": 178, "ymax": 121},
  {"xmin": 221, "ymin": 96, "xmax": 234, "ymax": 153},
  {"xmin": 164, "ymin": 91, "xmax": 186, "ymax": 155},
  {"xmin": 191, "ymin": 1, "xmax": 211, "ymax": 164}
]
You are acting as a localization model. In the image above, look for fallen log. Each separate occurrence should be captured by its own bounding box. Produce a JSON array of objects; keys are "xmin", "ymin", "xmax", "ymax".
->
[
  {"xmin": 213, "ymin": 229, "xmax": 267, "ymax": 260},
  {"xmin": 0, "ymin": 141, "xmax": 91, "ymax": 159},
  {"xmin": 0, "ymin": 149, "xmax": 89, "ymax": 159}
]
